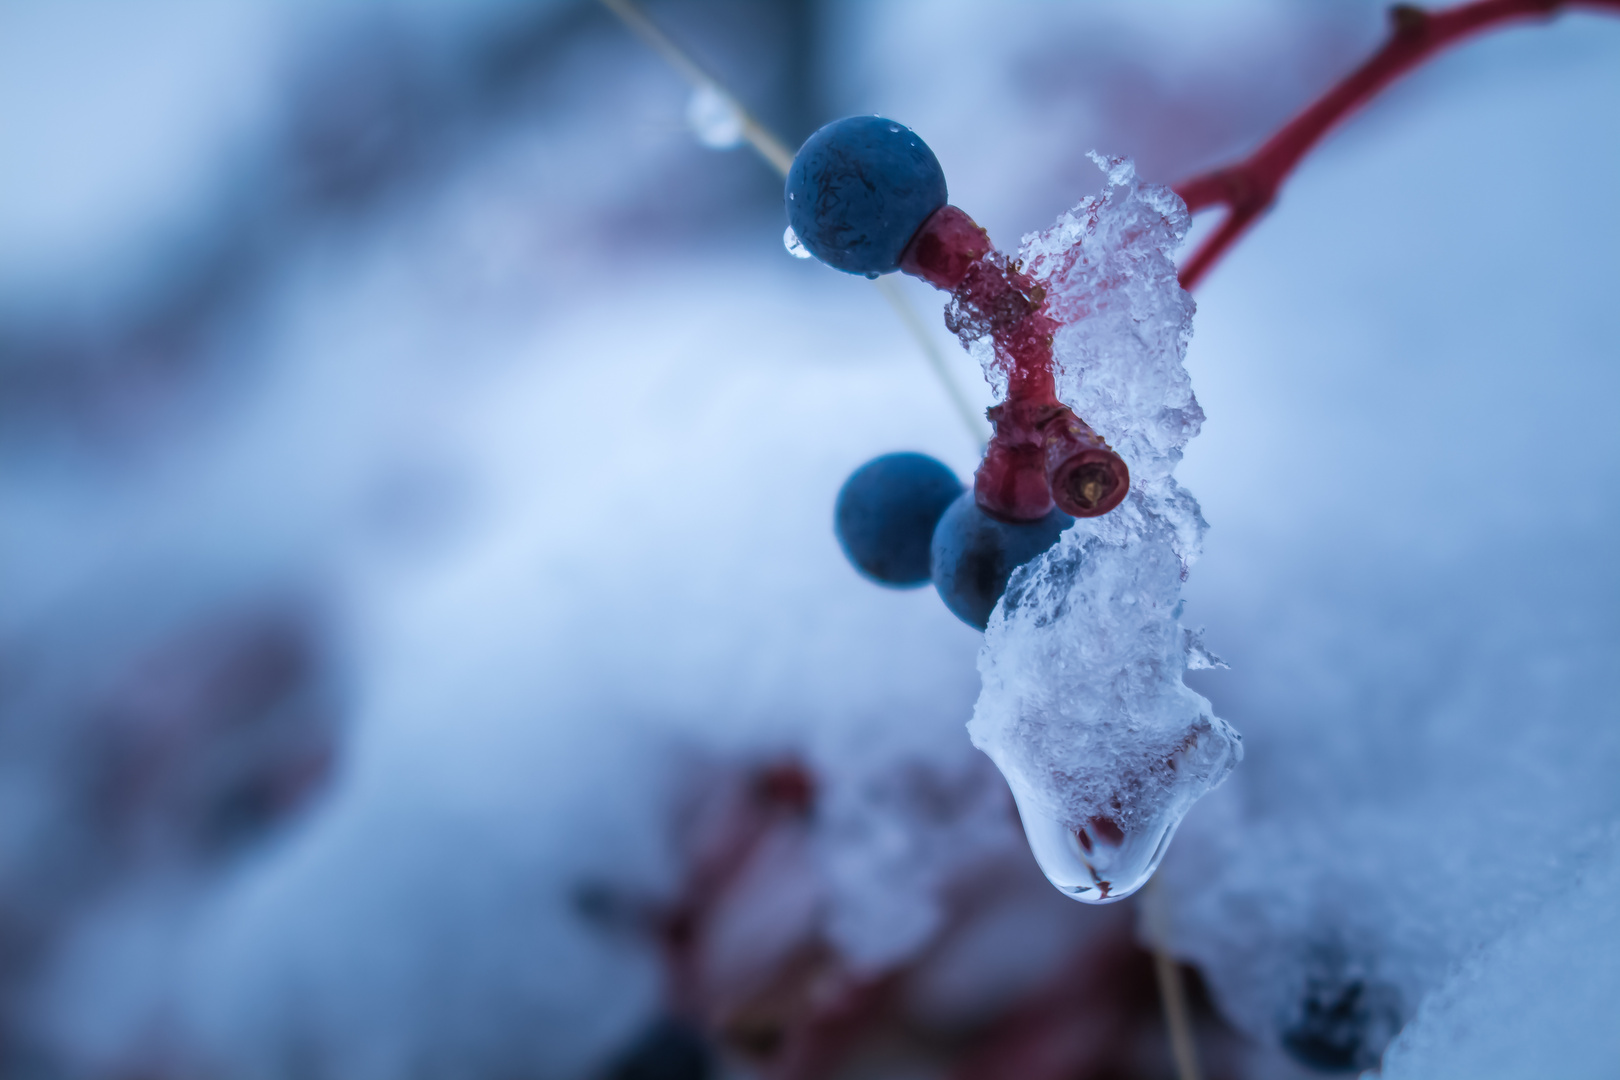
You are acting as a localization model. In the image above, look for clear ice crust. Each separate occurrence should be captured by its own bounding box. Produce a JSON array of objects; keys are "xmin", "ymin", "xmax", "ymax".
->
[{"xmin": 967, "ymin": 156, "xmax": 1242, "ymax": 903}]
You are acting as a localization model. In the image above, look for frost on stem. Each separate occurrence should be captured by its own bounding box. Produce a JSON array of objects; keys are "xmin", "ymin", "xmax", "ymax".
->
[
  {"xmin": 965, "ymin": 157, "xmax": 1242, "ymax": 903},
  {"xmin": 901, "ymin": 209, "xmax": 1129, "ymax": 523}
]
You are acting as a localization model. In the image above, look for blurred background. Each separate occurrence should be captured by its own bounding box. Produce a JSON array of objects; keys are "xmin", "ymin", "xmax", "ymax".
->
[{"xmin": 2, "ymin": 1, "xmax": 1618, "ymax": 1077}]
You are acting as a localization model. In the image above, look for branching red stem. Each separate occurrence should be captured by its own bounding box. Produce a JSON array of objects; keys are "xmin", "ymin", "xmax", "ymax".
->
[
  {"xmin": 901, "ymin": 207, "xmax": 1130, "ymax": 522},
  {"xmin": 1174, "ymin": 0, "xmax": 1620, "ymax": 289}
]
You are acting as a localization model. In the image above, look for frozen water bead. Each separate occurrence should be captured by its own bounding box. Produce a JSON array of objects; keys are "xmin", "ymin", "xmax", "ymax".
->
[{"xmin": 784, "ymin": 116, "xmax": 947, "ymax": 277}]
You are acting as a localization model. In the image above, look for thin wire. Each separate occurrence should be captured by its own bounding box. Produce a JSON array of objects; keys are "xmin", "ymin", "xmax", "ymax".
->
[{"xmin": 596, "ymin": 0, "xmax": 988, "ymax": 448}]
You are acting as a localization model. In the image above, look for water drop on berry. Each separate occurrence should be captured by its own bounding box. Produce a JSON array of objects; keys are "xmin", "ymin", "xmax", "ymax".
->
[
  {"xmin": 782, "ymin": 226, "xmax": 811, "ymax": 259},
  {"xmin": 686, "ymin": 85, "xmax": 744, "ymax": 149},
  {"xmin": 1011, "ymin": 789, "xmax": 1183, "ymax": 905}
]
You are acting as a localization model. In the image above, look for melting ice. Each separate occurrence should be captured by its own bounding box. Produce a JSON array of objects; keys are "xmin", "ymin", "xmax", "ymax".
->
[{"xmin": 967, "ymin": 155, "xmax": 1242, "ymax": 903}]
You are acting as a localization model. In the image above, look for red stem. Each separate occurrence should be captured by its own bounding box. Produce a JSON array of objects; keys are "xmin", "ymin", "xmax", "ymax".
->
[
  {"xmin": 901, "ymin": 208, "xmax": 1131, "ymax": 522},
  {"xmin": 1174, "ymin": 0, "xmax": 1620, "ymax": 290}
]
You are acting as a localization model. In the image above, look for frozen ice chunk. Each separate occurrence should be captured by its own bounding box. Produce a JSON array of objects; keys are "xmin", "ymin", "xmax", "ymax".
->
[
  {"xmin": 968, "ymin": 158, "xmax": 1239, "ymax": 904},
  {"xmin": 1021, "ymin": 154, "xmax": 1203, "ymax": 485},
  {"xmin": 970, "ymin": 497, "xmax": 1241, "ymax": 903}
]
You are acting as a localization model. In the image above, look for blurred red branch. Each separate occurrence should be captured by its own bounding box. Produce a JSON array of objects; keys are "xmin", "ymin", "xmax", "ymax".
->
[{"xmin": 1174, "ymin": 0, "xmax": 1620, "ymax": 290}]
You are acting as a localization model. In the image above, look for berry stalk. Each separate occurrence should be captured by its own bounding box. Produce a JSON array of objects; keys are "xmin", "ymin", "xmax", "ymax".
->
[{"xmin": 901, "ymin": 206, "xmax": 1130, "ymax": 522}]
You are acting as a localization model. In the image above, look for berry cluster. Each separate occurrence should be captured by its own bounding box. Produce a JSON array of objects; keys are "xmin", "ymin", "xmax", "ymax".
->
[
  {"xmin": 790, "ymin": 116, "xmax": 1128, "ymax": 627},
  {"xmin": 834, "ymin": 451, "xmax": 1072, "ymax": 630}
]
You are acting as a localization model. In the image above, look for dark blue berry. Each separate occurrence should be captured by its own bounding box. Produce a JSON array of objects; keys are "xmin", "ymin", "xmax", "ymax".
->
[
  {"xmin": 930, "ymin": 493, "xmax": 1072, "ymax": 629},
  {"xmin": 836, "ymin": 452, "xmax": 964, "ymax": 588},
  {"xmin": 785, "ymin": 116, "xmax": 947, "ymax": 277}
]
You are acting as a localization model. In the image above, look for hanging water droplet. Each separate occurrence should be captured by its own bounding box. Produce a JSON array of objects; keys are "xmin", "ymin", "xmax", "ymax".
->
[
  {"xmin": 1011, "ymin": 788, "xmax": 1182, "ymax": 904},
  {"xmin": 685, "ymin": 85, "xmax": 745, "ymax": 150},
  {"xmin": 783, "ymin": 225, "xmax": 811, "ymax": 259}
]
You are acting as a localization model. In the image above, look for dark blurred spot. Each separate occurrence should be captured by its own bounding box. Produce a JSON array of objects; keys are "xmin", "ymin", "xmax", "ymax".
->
[
  {"xmin": 1389, "ymin": 5, "xmax": 1430, "ymax": 37},
  {"xmin": 474, "ymin": 2, "xmax": 601, "ymax": 101},
  {"xmin": 1089, "ymin": 816, "xmax": 1125, "ymax": 847},
  {"xmin": 753, "ymin": 760, "xmax": 815, "ymax": 815},
  {"xmin": 1281, "ymin": 962, "xmax": 1403, "ymax": 1074},
  {"xmin": 572, "ymin": 880, "xmax": 655, "ymax": 935},
  {"xmin": 722, "ymin": 1017, "xmax": 784, "ymax": 1061},
  {"xmin": 96, "ymin": 606, "xmax": 343, "ymax": 865},
  {"xmin": 661, "ymin": 907, "xmax": 697, "ymax": 952},
  {"xmin": 285, "ymin": 25, "xmax": 428, "ymax": 210},
  {"xmin": 604, "ymin": 1017, "xmax": 713, "ymax": 1080}
]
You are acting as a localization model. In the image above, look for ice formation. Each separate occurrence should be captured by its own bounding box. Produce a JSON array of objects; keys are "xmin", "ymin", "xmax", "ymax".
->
[{"xmin": 967, "ymin": 157, "xmax": 1242, "ymax": 903}]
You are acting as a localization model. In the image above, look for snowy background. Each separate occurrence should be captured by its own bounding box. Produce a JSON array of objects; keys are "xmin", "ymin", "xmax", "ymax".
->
[{"xmin": 2, "ymin": 1, "xmax": 1617, "ymax": 1078}]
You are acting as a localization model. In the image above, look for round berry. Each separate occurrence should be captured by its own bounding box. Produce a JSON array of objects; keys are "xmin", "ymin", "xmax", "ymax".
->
[
  {"xmin": 930, "ymin": 492, "xmax": 1072, "ymax": 629},
  {"xmin": 785, "ymin": 116, "xmax": 948, "ymax": 277},
  {"xmin": 835, "ymin": 452, "xmax": 964, "ymax": 588}
]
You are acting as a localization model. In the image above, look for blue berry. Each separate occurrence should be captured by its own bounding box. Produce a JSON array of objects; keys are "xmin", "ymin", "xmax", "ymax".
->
[
  {"xmin": 836, "ymin": 452, "xmax": 964, "ymax": 588},
  {"xmin": 930, "ymin": 492, "xmax": 1072, "ymax": 629},
  {"xmin": 785, "ymin": 116, "xmax": 947, "ymax": 277}
]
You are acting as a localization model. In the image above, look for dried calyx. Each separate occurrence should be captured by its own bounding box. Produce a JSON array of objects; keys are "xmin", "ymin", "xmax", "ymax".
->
[{"xmin": 899, "ymin": 205, "xmax": 1129, "ymax": 522}]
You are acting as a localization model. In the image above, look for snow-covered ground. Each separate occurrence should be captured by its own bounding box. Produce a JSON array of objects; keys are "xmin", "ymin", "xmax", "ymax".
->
[{"xmin": 2, "ymin": 1, "xmax": 1617, "ymax": 1077}]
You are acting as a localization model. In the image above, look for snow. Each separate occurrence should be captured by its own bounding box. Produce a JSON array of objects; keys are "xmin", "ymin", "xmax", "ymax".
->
[
  {"xmin": 1380, "ymin": 828, "xmax": 1620, "ymax": 1080},
  {"xmin": 1150, "ymin": 18, "xmax": 1620, "ymax": 1072}
]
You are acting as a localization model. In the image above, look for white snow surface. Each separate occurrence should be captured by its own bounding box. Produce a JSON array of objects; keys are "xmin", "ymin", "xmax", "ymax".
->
[
  {"xmin": 1380, "ymin": 827, "xmax": 1620, "ymax": 1080},
  {"xmin": 968, "ymin": 159, "xmax": 1241, "ymax": 901}
]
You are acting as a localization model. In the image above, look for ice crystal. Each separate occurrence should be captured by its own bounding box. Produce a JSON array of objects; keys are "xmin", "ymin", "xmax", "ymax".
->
[{"xmin": 967, "ymin": 156, "xmax": 1241, "ymax": 903}]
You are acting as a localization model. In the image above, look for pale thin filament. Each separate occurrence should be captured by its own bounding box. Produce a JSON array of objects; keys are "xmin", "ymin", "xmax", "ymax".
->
[
  {"xmin": 597, "ymin": 0, "xmax": 988, "ymax": 447},
  {"xmin": 1142, "ymin": 874, "xmax": 1205, "ymax": 1080}
]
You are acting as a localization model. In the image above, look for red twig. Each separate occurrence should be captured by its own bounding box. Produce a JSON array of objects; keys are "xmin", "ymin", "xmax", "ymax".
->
[{"xmin": 1174, "ymin": 0, "xmax": 1620, "ymax": 290}]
